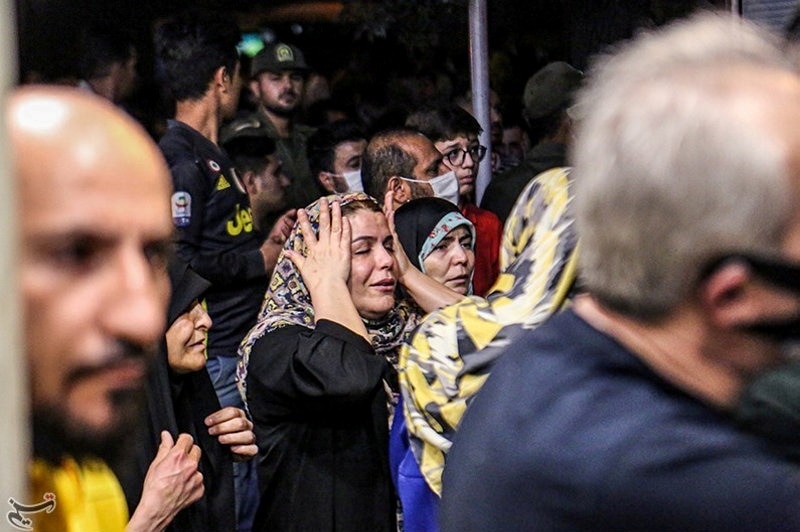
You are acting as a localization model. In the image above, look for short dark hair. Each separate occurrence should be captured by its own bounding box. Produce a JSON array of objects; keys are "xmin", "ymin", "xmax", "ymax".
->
[
  {"xmin": 154, "ymin": 9, "xmax": 240, "ymax": 102},
  {"xmin": 405, "ymin": 105, "xmax": 482, "ymax": 142},
  {"xmin": 78, "ymin": 25, "xmax": 135, "ymax": 80},
  {"xmin": 223, "ymin": 136, "xmax": 276, "ymax": 175},
  {"xmin": 307, "ymin": 119, "xmax": 366, "ymax": 177},
  {"xmin": 361, "ymin": 127, "xmax": 420, "ymax": 200}
]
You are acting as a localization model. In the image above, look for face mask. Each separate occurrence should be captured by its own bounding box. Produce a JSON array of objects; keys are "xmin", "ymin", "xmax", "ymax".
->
[
  {"xmin": 341, "ymin": 169, "xmax": 363, "ymax": 192},
  {"xmin": 401, "ymin": 170, "xmax": 460, "ymax": 206},
  {"xmin": 705, "ymin": 253, "xmax": 800, "ymax": 343},
  {"xmin": 325, "ymin": 169, "xmax": 363, "ymax": 193}
]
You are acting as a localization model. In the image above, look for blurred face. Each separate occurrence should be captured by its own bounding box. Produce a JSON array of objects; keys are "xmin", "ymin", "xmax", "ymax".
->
[
  {"xmin": 436, "ymin": 134, "xmax": 481, "ymax": 198},
  {"xmin": 501, "ymin": 126, "xmax": 528, "ymax": 163},
  {"xmin": 166, "ymin": 300, "xmax": 213, "ymax": 374},
  {"xmin": 422, "ymin": 225, "xmax": 475, "ymax": 295},
  {"xmin": 251, "ymin": 70, "xmax": 305, "ymax": 116},
  {"xmin": 13, "ymin": 90, "xmax": 173, "ymax": 460},
  {"xmin": 249, "ymin": 155, "xmax": 290, "ymax": 226},
  {"xmin": 328, "ymin": 139, "xmax": 367, "ymax": 193},
  {"xmin": 113, "ymin": 49, "xmax": 138, "ymax": 102},
  {"xmin": 221, "ymin": 61, "xmax": 243, "ymax": 120},
  {"xmin": 346, "ymin": 209, "xmax": 397, "ymax": 320}
]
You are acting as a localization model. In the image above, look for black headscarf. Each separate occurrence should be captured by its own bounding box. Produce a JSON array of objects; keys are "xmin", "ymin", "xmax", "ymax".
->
[
  {"xmin": 119, "ymin": 260, "xmax": 236, "ymax": 532},
  {"xmin": 394, "ymin": 197, "xmax": 475, "ymax": 271}
]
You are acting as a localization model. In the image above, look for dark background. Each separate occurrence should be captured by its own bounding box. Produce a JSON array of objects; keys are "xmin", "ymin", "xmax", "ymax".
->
[{"xmin": 16, "ymin": 0, "xmax": 728, "ymax": 125}]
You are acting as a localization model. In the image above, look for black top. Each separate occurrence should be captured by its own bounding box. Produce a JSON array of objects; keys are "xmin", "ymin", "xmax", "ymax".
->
[
  {"xmin": 246, "ymin": 320, "xmax": 396, "ymax": 532},
  {"xmin": 480, "ymin": 141, "xmax": 567, "ymax": 224},
  {"xmin": 160, "ymin": 120, "xmax": 268, "ymax": 357}
]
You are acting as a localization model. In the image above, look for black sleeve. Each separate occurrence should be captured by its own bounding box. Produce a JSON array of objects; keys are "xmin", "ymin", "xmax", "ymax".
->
[
  {"xmin": 246, "ymin": 320, "xmax": 391, "ymax": 415},
  {"xmin": 170, "ymin": 160, "xmax": 266, "ymax": 284}
]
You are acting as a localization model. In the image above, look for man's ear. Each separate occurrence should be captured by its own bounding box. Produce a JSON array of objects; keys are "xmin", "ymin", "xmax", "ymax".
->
[
  {"xmin": 388, "ymin": 176, "xmax": 411, "ymax": 205},
  {"xmin": 317, "ymin": 172, "xmax": 336, "ymax": 194},
  {"xmin": 241, "ymin": 170, "xmax": 258, "ymax": 196},
  {"xmin": 248, "ymin": 78, "xmax": 260, "ymax": 98},
  {"xmin": 213, "ymin": 66, "xmax": 229, "ymax": 92},
  {"xmin": 699, "ymin": 261, "xmax": 759, "ymax": 328}
]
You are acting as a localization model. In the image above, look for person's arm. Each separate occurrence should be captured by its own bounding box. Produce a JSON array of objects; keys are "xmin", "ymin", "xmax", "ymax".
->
[
  {"xmin": 126, "ymin": 432, "xmax": 204, "ymax": 532},
  {"xmin": 247, "ymin": 321, "xmax": 390, "ymax": 415},
  {"xmin": 204, "ymin": 406, "xmax": 258, "ymax": 461},
  {"xmin": 285, "ymin": 198, "xmax": 369, "ymax": 341},
  {"xmin": 259, "ymin": 209, "xmax": 298, "ymax": 276},
  {"xmin": 170, "ymin": 160, "xmax": 267, "ymax": 284}
]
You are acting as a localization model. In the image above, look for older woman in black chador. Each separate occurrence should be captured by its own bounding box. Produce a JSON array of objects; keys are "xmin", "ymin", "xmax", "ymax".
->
[{"xmin": 120, "ymin": 260, "xmax": 257, "ymax": 532}]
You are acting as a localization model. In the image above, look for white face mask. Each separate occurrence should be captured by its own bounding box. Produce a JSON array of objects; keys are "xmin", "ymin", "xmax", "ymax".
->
[
  {"xmin": 326, "ymin": 169, "xmax": 363, "ymax": 193},
  {"xmin": 341, "ymin": 169, "xmax": 363, "ymax": 192},
  {"xmin": 401, "ymin": 170, "xmax": 460, "ymax": 206}
]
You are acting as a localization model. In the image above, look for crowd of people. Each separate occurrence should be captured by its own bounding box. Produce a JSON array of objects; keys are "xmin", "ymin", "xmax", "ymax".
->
[{"xmin": 11, "ymin": 5, "xmax": 800, "ymax": 532}]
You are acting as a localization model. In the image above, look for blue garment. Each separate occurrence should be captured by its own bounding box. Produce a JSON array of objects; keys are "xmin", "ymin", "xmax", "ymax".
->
[
  {"xmin": 441, "ymin": 310, "xmax": 800, "ymax": 532},
  {"xmin": 206, "ymin": 356, "xmax": 258, "ymax": 532},
  {"xmin": 389, "ymin": 396, "xmax": 439, "ymax": 532}
]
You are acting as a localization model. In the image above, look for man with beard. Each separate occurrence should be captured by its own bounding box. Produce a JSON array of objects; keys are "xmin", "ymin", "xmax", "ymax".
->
[
  {"xmin": 221, "ymin": 42, "xmax": 317, "ymax": 209},
  {"xmin": 441, "ymin": 13, "xmax": 800, "ymax": 532},
  {"xmin": 12, "ymin": 87, "xmax": 203, "ymax": 531},
  {"xmin": 155, "ymin": 9, "xmax": 263, "ymax": 531}
]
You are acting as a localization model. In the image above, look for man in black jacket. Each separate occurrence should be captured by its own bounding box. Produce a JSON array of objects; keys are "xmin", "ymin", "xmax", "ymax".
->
[
  {"xmin": 481, "ymin": 61, "xmax": 582, "ymax": 225},
  {"xmin": 154, "ymin": 9, "xmax": 266, "ymax": 531}
]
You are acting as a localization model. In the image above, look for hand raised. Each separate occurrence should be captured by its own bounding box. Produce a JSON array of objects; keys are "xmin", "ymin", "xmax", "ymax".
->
[
  {"xmin": 127, "ymin": 432, "xmax": 204, "ymax": 532},
  {"xmin": 285, "ymin": 198, "xmax": 352, "ymax": 294},
  {"xmin": 383, "ymin": 203, "xmax": 413, "ymax": 282}
]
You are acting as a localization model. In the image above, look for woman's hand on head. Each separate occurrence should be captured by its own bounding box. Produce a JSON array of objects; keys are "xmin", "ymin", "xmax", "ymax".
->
[
  {"xmin": 285, "ymin": 198, "xmax": 351, "ymax": 295},
  {"xmin": 383, "ymin": 202, "xmax": 414, "ymax": 282}
]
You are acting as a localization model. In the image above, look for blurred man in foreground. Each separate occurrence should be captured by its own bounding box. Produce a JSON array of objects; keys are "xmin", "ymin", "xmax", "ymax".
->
[
  {"xmin": 442, "ymin": 13, "xmax": 800, "ymax": 531},
  {"xmin": 12, "ymin": 86, "xmax": 203, "ymax": 531}
]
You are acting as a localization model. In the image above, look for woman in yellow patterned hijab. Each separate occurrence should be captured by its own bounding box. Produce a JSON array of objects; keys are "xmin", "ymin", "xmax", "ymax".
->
[{"xmin": 392, "ymin": 167, "xmax": 580, "ymax": 530}]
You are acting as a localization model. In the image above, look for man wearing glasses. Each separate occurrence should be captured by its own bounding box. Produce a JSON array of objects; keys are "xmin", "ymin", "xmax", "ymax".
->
[{"xmin": 407, "ymin": 106, "xmax": 502, "ymax": 296}]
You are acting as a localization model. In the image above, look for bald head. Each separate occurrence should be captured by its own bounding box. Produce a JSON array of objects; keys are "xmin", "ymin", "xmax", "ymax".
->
[
  {"xmin": 10, "ymin": 87, "xmax": 174, "ymax": 462},
  {"xmin": 9, "ymin": 87, "xmax": 170, "ymax": 198}
]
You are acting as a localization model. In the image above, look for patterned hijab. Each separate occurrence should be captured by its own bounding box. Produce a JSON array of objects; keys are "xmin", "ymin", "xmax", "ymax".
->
[
  {"xmin": 237, "ymin": 192, "xmax": 420, "ymax": 401},
  {"xmin": 399, "ymin": 167, "xmax": 580, "ymax": 495},
  {"xmin": 394, "ymin": 197, "xmax": 476, "ymax": 273}
]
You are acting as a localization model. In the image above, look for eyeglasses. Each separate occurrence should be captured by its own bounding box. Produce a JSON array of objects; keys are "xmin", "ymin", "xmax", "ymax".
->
[{"xmin": 443, "ymin": 145, "xmax": 487, "ymax": 167}]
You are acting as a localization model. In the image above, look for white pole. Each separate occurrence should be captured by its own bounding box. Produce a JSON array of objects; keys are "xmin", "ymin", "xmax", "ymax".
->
[
  {"xmin": 468, "ymin": 0, "xmax": 492, "ymax": 206},
  {"xmin": 0, "ymin": 0, "xmax": 27, "ymax": 524}
]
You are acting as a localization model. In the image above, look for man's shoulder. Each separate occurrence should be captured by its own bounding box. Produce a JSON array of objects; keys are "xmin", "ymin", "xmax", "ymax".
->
[
  {"xmin": 443, "ymin": 310, "xmax": 800, "ymax": 531},
  {"xmin": 219, "ymin": 112, "xmax": 277, "ymax": 144},
  {"xmin": 462, "ymin": 203, "xmax": 501, "ymax": 229},
  {"xmin": 294, "ymin": 123, "xmax": 316, "ymax": 138}
]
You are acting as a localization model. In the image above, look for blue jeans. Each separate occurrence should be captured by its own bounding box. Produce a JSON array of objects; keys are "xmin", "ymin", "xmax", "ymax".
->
[{"xmin": 206, "ymin": 355, "xmax": 259, "ymax": 532}]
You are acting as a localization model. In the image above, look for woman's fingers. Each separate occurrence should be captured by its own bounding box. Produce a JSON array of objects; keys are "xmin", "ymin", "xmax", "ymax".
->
[
  {"xmin": 296, "ymin": 208, "xmax": 315, "ymax": 249},
  {"xmin": 340, "ymin": 215, "xmax": 351, "ymax": 254},
  {"xmin": 317, "ymin": 197, "xmax": 330, "ymax": 238},
  {"xmin": 329, "ymin": 198, "xmax": 342, "ymax": 237}
]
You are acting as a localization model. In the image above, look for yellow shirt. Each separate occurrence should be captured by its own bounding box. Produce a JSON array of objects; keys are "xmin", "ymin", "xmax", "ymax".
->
[{"xmin": 27, "ymin": 457, "xmax": 129, "ymax": 532}]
